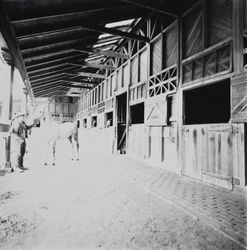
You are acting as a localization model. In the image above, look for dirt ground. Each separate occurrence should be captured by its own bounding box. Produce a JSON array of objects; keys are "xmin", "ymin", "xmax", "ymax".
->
[{"xmin": 0, "ymin": 136, "xmax": 243, "ymax": 250}]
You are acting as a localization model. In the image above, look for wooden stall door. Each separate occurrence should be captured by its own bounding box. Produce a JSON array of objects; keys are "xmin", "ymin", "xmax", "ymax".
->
[
  {"xmin": 116, "ymin": 93, "xmax": 127, "ymax": 153},
  {"xmin": 148, "ymin": 126, "xmax": 162, "ymax": 165},
  {"xmin": 181, "ymin": 125, "xmax": 206, "ymax": 180},
  {"xmin": 182, "ymin": 124, "xmax": 246, "ymax": 187},
  {"xmin": 161, "ymin": 124, "xmax": 178, "ymax": 173}
]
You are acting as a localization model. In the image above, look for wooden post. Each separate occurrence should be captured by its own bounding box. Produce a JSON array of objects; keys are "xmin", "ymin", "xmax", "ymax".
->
[
  {"xmin": 5, "ymin": 65, "xmax": 14, "ymax": 170},
  {"xmin": 177, "ymin": 13, "xmax": 184, "ymax": 175},
  {"xmin": 8, "ymin": 66, "xmax": 14, "ymax": 121},
  {"xmin": 233, "ymin": 0, "xmax": 244, "ymax": 75},
  {"xmin": 126, "ymin": 40, "xmax": 132, "ymax": 155}
]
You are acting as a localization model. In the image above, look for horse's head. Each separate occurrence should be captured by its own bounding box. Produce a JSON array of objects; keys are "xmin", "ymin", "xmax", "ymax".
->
[{"xmin": 30, "ymin": 106, "xmax": 45, "ymax": 123}]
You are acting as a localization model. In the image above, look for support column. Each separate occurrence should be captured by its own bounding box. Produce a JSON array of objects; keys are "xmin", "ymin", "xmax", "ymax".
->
[
  {"xmin": 8, "ymin": 65, "xmax": 14, "ymax": 121},
  {"xmin": 5, "ymin": 65, "xmax": 14, "ymax": 170},
  {"xmin": 126, "ymin": 40, "xmax": 132, "ymax": 155},
  {"xmin": 233, "ymin": 0, "xmax": 244, "ymax": 75}
]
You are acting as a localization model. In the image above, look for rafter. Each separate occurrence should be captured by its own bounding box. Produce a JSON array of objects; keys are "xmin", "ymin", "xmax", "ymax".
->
[
  {"xmin": 28, "ymin": 65, "xmax": 80, "ymax": 80},
  {"xmin": 63, "ymin": 79, "xmax": 98, "ymax": 86},
  {"xmin": 25, "ymin": 53, "xmax": 85, "ymax": 68},
  {"xmin": 33, "ymin": 84, "xmax": 66, "ymax": 93},
  {"xmin": 79, "ymin": 24, "xmax": 150, "ymax": 42},
  {"xmin": 12, "ymin": 6, "xmax": 147, "ymax": 38},
  {"xmin": 64, "ymin": 72, "xmax": 105, "ymax": 79},
  {"xmin": 61, "ymin": 83, "xmax": 93, "ymax": 89},
  {"xmin": 27, "ymin": 63, "xmax": 79, "ymax": 75},
  {"xmin": 120, "ymin": 0, "xmax": 178, "ymax": 18},
  {"xmin": 35, "ymin": 89, "xmax": 66, "ymax": 97},
  {"xmin": 73, "ymin": 49, "xmax": 129, "ymax": 59},
  {"xmin": 32, "ymin": 79, "xmax": 66, "ymax": 88},
  {"xmin": 67, "ymin": 62, "xmax": 116, "ymax": 71},
  {"xmin": 30, "ymin": 73, "xmax": 68, "ymax": 83},
  {"xmin": 62, "ymin": 80, "xmax": 96, "ymax": 88}
]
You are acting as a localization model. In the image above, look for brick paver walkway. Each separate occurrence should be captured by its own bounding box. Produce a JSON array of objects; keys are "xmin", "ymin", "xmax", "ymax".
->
[{"xmin": 115, "ymin": 156, "xmax": 247, "ymax": 249}]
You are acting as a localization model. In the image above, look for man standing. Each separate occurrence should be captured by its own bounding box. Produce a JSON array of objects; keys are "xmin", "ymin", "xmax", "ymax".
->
[{"xmin": 10, "ymin": 112, "xmax": 37, "ymax": 172}]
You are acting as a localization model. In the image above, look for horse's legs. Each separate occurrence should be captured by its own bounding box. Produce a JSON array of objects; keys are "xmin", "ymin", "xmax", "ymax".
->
[
  {"xmin": 52, "ymin": 140, "xmax": 56, "ymax": 166},
  {"xmin": 68, "ymin": 136, "xmax": 74, "ymax": 160},
  {"xmin": 73, "ymin": 133, "xmax": 79, "ymax": 161},
  {"xmin": 44, "ymin": 140, "xmax": 49, "ymax": 166},
  {"xmin": 75, "ymin": 137, "xmax": 79, "ymax": 161}
]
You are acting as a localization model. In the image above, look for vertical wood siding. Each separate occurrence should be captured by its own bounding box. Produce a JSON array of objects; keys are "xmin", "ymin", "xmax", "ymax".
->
[
  {"xmin": 207, "ymin": 0, "xmax": 232, "ymax": 46},
  {"xmin": 139, "ymin": 49, "xmax": 148, "ymax": 82},
  {"xmin": 182, "ymin": 124, "xmax": 245, "ymax": 185},
  {"xmin": 164, "ymin": 26, "xmax": 178, "ymax": 67},
  {"xmin": 123, "ymin": 64, "xmax": 130, "ymax": 86},
  {"xmin": 151, "ymin": 36, "xmax": 162, "ymax": 75},
  {"xmin": 131, "ymin": 55, "xmax": 139, "ymax": 84},
  {"xmin": 183, "ymin": 3, "xmax": 203, "ymax": 58},
  {"xmin": 128, "ymin": 124, "xmax": 146, "ymax": 159}
]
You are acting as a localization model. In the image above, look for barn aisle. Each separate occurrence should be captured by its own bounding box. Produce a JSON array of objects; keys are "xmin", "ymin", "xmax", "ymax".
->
[{"xmin": 0, "ymin": 131, "xmax": 245, "ymax": 250}]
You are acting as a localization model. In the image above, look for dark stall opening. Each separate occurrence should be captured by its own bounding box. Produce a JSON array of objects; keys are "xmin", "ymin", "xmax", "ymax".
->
[
  {"xmin": 105, "ymin": 111, "xmax": 113, "ymax": 127},
  {"xmin": 91, "ymin": 116, "xmax": 97, "ymax": 128},
  {"xmin": 130, "ymin": 102, "xmax": 144, "ymax": 124},
  {"xmin": 117, "ymin": 93, "xmax": 127, "ymax": 153},
  {"xmin": 184, "ymin": 79, "xmax": 230, "ymax": 125},
  {"xmin": 83, "ymin": 118, "xmax": 87, "ymax": 128}
]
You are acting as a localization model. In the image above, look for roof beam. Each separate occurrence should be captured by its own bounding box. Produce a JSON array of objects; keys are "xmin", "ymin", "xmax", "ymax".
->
[
  {"xmin": 36, "ymin": 90, "xmax": 65, "ymax": 97},
  {"xmin": 32, "ymin": 76, "xmax": 67, "ymax": 88},
  {"xmin": 67, "ymin": 62, "xmax": 116, "ymax": 71},
  {"xmin": 61, "ymin": 83, "xmax": 93, "ymax": 89},
  {"xmin": 26, "ymin": 57, "xmax": 87, "ymax": 73},
  {"xmin": 35, "ymin": 89, "xmax": 66, "ymax": 97},
  {"xmin": 64, "ymin": 79, "xmax": 98, "ymax": 86},
  {"xmin": 12, "ymin": 6, "xmax": 147, "ymax": 37},
  {"xmin": 18, "ymin": 31, "xmax": 97, "ymax": 50},
  {"xmin": 21, "ymin": 39, "xmax": 89, "ymax": 58},
  {"xmin": 33, "ymin": 83, "xmax": 66, "ymax": 93},
  {"xmin": 28, "ymin": 65, "xmax": 80, "ymax": 80},
  {"xmin": 62, "ymin": 80, "xmax": 96, "ymax": 88},
  {"xmin": 80, "ymin": 25, "xmax": 150, "ymax": 43},
  {"xmin": 30, "ymin": 73, "xmax": 68, "ymax": 84},
  {"xmin": 120, "ymin": 0, "xmax": 178, "ymax": 18},
  {"xmin": 65, "ymin": 72, "xmax": 105, "ymax": 79},
  {"xmin": 0, "ymin": 2, "xmax": 33, "ymax": 98},
  {"xmin": 74, "ymin": 49, "xmax": 129, "ymax": 59},
  {"xmin": 27, "ymin": 63, "xmax": 79, "ymax": 75},
  {"xmin": 25, "ymin": 53, "xmax": 85, "ymax": 68}
]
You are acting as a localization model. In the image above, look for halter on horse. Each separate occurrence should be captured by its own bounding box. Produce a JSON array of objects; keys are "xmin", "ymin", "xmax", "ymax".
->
[{"xmin": 40, "ymin": 106, "xmax": 79, "ymax": 166}]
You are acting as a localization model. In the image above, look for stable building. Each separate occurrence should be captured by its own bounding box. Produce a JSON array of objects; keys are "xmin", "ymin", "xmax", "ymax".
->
[{"xmin": 0, "ymin": 0, "xmax": 247, "ymax": 190}]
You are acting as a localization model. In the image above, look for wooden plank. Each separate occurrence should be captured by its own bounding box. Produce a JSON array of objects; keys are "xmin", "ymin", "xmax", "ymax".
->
[
  {"xmin": 25, "ymin": 54, "xmax": 85, "ymax": 69},
  {"xmin": 63, "ymin": 79, "xmax": 98, "ymax": 86},
  {"xmin": 28, "ymin": 65, "xmax": 80, "ymax": 80},
  {"xmin": 12, "ymin": 6, "xmax": 147, "ymax": 37},
  {"xmin": 64, "ymin": 72, "xmax": 105, "ymax": 79},
  {"xmin": 120, "ymin": 0, "xmax": 178, "ymax": 18},
  {"xmin": 32, "ymin": 80, "xmax": 64, "ymax": 89},
  {"xmin": 79, "ymin": 24, "xmax": 150, "ymax": 43},
  {"xmin": 67, "ymin": 62, "xmax": 116, "ymax": 71},
  {"xmin": 74, "ymin": 49, "xmax": 129, "ymax": 59}
]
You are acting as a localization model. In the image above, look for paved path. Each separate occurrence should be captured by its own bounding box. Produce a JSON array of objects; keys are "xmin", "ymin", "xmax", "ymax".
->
[
  {"xmin": 115, "ymin": 157, "xmax": 247, "ymax": 249},
  {"xmin": 0, "ymin": 134, "xmax": 246, "ymax": 249}
]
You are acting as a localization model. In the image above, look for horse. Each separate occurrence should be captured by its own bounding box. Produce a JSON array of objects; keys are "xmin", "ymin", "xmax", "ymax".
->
[{"xmin": 39, "ymin": 106, "xmax": 79, "ymax": 166}]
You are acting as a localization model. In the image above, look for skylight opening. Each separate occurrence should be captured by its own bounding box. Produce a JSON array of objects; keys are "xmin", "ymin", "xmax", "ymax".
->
[{"xmin": 105, "ymin": 19, "xmax": 135, "ymax": 28}]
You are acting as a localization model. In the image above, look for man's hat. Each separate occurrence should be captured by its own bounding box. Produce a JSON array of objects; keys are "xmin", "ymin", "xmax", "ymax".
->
[{"xmin": 14, "ymin": 111, "xmax": 25, "ymax": 118}]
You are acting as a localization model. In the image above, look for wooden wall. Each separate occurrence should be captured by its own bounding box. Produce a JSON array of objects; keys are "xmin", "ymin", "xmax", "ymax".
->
[
  {"xmin": 181, "ymin": 124, "xmax": 245, "ymax": 189},
  {"xmin": 75, "ymin": 1, "xmax": 247, "ymax": 188}
]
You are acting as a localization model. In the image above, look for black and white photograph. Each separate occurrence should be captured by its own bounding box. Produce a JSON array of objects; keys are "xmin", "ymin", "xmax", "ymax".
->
[{"xmin": 0, "ymin": 0, "xmax": 247, "ymax": 249}]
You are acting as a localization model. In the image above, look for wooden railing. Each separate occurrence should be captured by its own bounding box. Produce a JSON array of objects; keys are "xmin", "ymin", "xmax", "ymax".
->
[{"xmin": 148, "ymin": 65, "xmax": 177, "ymax": 98}]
